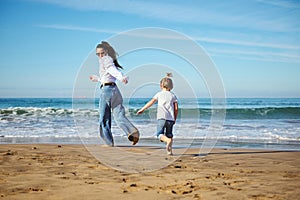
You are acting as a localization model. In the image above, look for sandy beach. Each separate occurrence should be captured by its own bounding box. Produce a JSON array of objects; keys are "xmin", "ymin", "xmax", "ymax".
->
[{"xmin": 0, "ymin": 144, "xmax": 299, "ymax": 200}]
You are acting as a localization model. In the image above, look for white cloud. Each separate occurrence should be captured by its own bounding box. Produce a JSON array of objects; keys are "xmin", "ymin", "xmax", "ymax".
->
[
  {"xmin": 256, "ymin": 0, "xmax": 300, "ymax": 9},
  {"xmin": 195, "ymin": 36, "xmax": 300, "ymax": 50},
  {"xmin": 28, "ymin": 0, "xmax": 300, "ymax": 32},
  {"xmin": 37, "ymin": 24, "xmax": 300, "ymax": 63},
  {"xmin": 37, "ymin": 24, "xmax": 300, "ymax": 50},
  {"xmin": 36, "ymin": 24, "xmax": 118, "ymax": 34},
  {"xmin": 208, "ymin": 48, "xmax": 300, "ymax": 63}
]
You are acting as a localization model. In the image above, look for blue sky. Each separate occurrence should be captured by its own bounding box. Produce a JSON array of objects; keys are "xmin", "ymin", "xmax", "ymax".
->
[{"xmin": 0, "ymin": 0, "xmax": 299, "ymax": 98}]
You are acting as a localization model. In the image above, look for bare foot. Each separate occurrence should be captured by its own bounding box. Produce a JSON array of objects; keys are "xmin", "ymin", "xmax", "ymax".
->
[
  {"xmin": 166, "ymin": 138, "xmax": 172, "ymax": 155},
  {"xmin": 128, "ymin": 130, "xmax": 140, "ymax": 145}
]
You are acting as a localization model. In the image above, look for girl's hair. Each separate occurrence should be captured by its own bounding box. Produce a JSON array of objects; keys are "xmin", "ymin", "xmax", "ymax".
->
[
  {"xmin": 160, "ymin": 73, "xmax": 173, "ymax": 90},
  {"xmin": 96, "ymin": 41, "xmax": 123, "ymax": 69}
]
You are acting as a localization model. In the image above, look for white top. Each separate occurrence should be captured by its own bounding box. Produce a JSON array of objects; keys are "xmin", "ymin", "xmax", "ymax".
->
[
  {"xmin": 97, "ymin": 55, "xmax": 126, "ymax": 84},
  {"xmin": 153, "ymin": 90, "xmax": 178, "ymax": 121}
]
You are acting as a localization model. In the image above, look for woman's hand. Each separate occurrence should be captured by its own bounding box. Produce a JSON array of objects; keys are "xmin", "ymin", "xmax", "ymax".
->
[
  {"xmin": 122, "ymin": 76, "xmax": 129, "ymax": 84},
  {"xmin": 89, "ymin": 75, "xmax": 99, "ymax": 82}
]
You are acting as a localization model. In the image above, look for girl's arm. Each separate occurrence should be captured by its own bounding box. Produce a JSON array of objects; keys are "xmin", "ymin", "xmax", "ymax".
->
[
  {"xmin": 136, "ymin": 98, "xmax": 157, "ymax": 114},
  {"xmin": 173, "ymin": 102, "xmax": 178, "ymax": 123}
]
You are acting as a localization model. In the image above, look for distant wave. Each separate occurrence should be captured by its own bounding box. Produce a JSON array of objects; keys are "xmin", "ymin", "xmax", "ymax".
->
[
  {"xmin": 222, "ymin": 107, "xmax": 300, "ymax": 119},
  {"xmin": 1, "ymin": 106, "xmax": 300, "ymax": 120},
  {"xmin": 129, "ymin": 107, "xmax": 300, "ymax": 119}
]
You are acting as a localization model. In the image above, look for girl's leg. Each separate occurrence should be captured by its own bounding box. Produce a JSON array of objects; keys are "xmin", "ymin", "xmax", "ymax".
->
[
  {"xmin": 99, "ymin": 87, "xmax": 114, "ymax": 146},
  {"xmin": 165, "ymin": 120, "xmax": 175, "ymax": 155},
  {"xmin": 167, "ymin": 138, "xmax": 173, "ymax": 154},
  {"xmin": 157, "ymin": 120, "xmax": 173, "ymax": 155},
  {"xmin": 159, "ymin": 135, "xmax": 173, "ymax": 155},
  {"xmin": 111, "ymin": 86, "xmax": 139, "ymax": 145}
]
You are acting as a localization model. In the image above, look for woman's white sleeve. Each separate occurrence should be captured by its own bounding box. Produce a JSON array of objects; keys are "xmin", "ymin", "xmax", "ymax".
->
[
  {"xmin": 104, "ymin": 57, "xmax": 124, "ymax": 81},
  {"xmin": 107, "ymin": 65, "xmax": 124, "ymax": 81}
]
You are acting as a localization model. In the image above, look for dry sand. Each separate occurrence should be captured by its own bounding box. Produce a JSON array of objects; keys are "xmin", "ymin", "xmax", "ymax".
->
[{"xmin": 0, "ymin": 144, "xmax": 299, "ymax": 200}]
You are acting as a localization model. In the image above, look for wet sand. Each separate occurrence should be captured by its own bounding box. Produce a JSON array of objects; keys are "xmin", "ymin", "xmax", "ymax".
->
[{"xmin": 0, "ymin": 144, "xmax": 299, "ymax": 199}]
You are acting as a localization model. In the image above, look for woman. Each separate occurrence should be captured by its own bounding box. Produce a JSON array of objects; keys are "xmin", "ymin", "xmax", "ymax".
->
[{"xmin": 89, "ymin": 41, "xmax": 139, "ymax": 147}]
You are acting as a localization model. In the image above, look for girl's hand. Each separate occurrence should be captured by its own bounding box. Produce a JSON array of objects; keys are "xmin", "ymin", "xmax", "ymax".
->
[
  {"xmin": 136, "ymin": 109, "xmax": 143, "ymax": 115},
  {"xmin": 89, "ymin": 75, "xmax": 99, "ymax": 82}
]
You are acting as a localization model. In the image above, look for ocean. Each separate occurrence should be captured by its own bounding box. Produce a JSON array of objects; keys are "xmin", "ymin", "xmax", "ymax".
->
[{"xmin": 1, "ymin": 98, "xmax": 300, "ymax": 150}]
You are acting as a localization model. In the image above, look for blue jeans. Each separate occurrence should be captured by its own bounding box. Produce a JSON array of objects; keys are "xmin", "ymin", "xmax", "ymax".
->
[
  {"xmin": 157, "ymin": 119, "xmax": 175, "ymax": 139},
  {"xmin": 99, "ymin": 85, "xmax": 138, "ymax": 146}
]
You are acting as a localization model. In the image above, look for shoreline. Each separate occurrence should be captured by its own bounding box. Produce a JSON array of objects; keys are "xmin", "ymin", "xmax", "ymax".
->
[
  {"xmin": 1, "ymin": 136, "xmax": 300, "ymax": 151},
  {"xmin": 1, "ymin": 144, "xmax": 300, "ymax": 199}
]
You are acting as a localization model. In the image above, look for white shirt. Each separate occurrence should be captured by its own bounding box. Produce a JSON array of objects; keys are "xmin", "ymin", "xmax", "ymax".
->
[
  {"xmin": 98, "ymin": 55, "xmax": 125, "ymax": 84},
  {"xmin": 153, "ymin": 90, "xmax": 178, "ymax": 121}
]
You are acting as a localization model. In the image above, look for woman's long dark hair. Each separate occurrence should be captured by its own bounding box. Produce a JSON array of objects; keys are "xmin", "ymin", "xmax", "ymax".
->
[{"xmin": 96, "ymin": 41, "xmax": 123, "ymax": 69}]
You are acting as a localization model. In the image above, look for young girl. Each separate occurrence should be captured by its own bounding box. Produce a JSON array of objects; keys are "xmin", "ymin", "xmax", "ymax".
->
[
  {"xmin": 137, "ymin": 73, "xmax": 178, "ymax": 155},
  {"xmin": 90, "ymin": 41, "xmax": 139, "ymax": 147}
]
